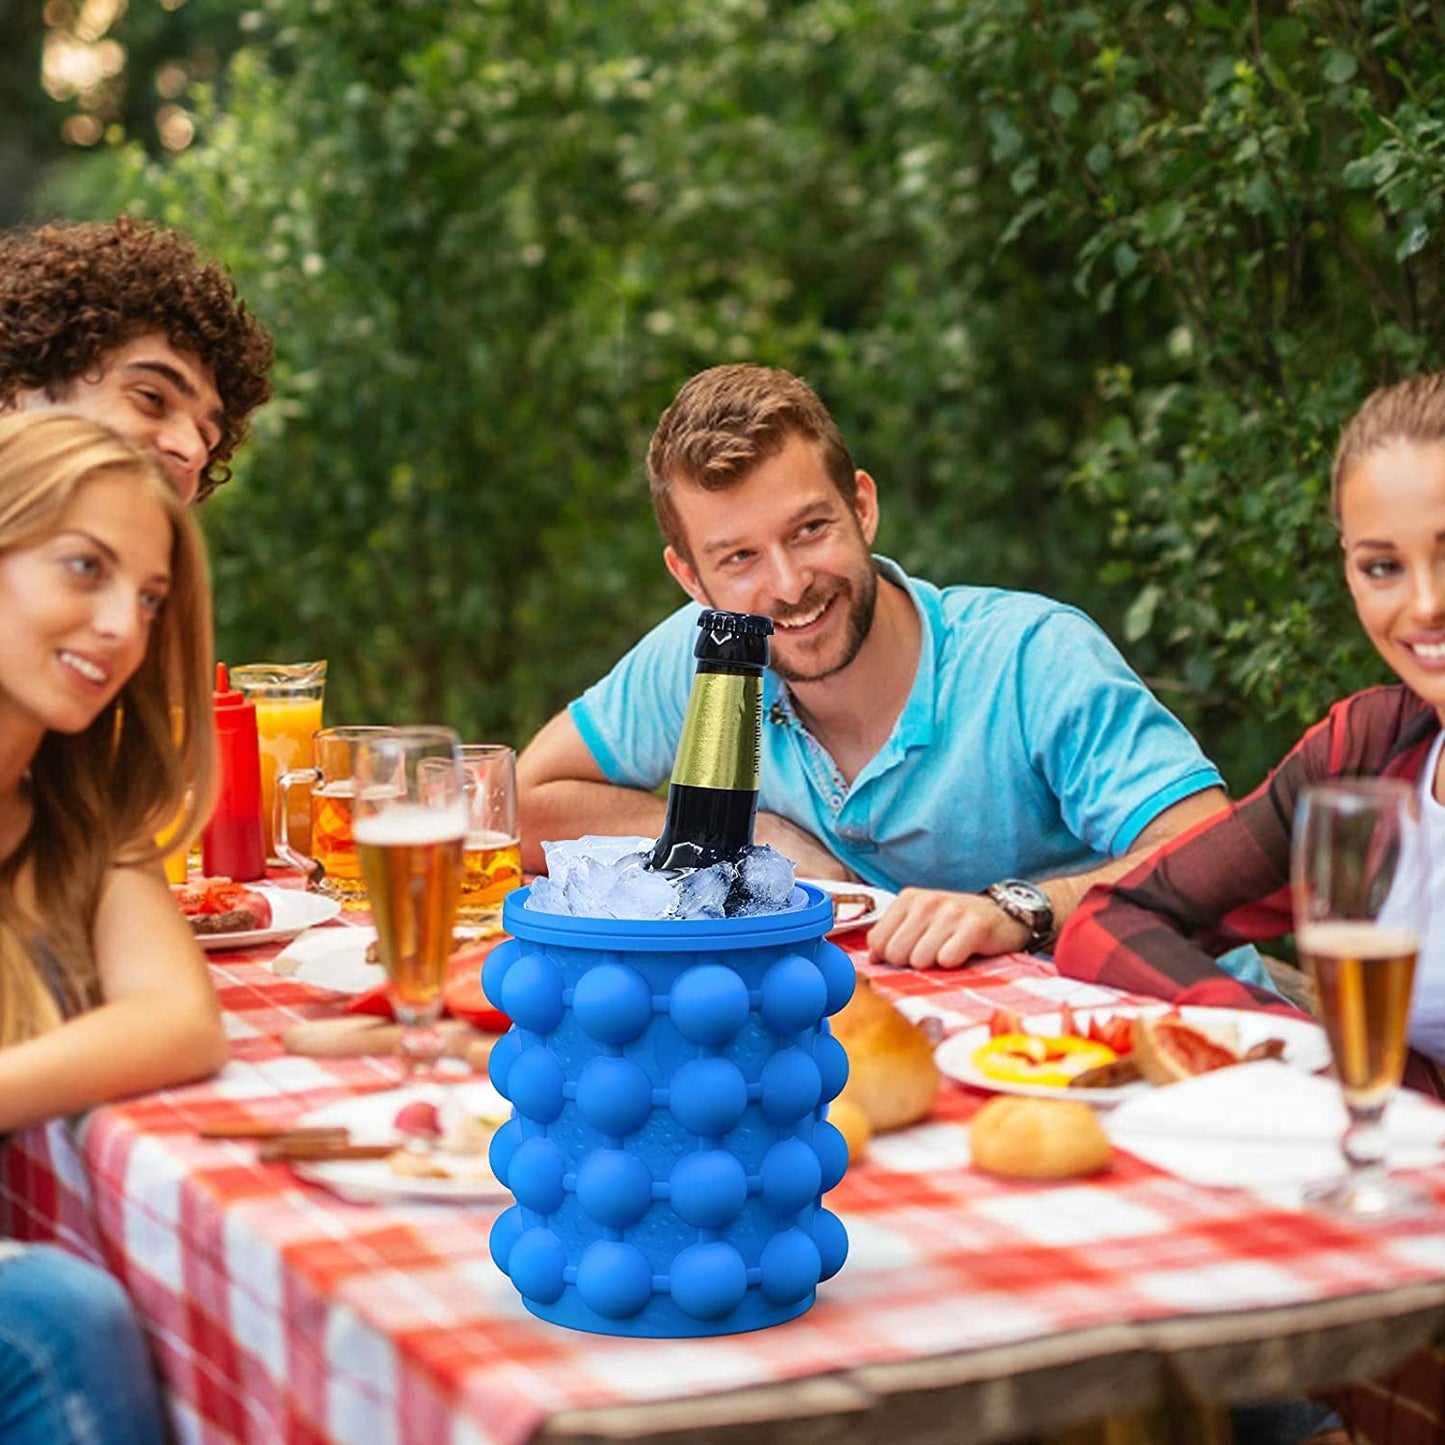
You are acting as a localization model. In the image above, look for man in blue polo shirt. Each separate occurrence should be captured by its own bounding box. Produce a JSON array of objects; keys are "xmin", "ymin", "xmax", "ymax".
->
[{"xmin": 518, "ymin": 363, "xmax": 1230, "ymax": 970}]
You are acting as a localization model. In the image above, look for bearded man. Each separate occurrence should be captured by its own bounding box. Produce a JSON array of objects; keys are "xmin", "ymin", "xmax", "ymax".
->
[{"xmin": 519, "ymin": 363, "xmax": 1235, "ymax": 972}]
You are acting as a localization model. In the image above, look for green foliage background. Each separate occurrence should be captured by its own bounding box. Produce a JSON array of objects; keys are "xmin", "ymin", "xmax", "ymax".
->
[{"xmin": 43, "ymin": 0, "xmax": 1445, "ymax": 789}]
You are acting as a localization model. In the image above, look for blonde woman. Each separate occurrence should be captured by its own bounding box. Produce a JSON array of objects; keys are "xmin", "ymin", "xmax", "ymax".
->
[{"xmin": 0, "ymin": 411, "xmax": 227, "ymax": 1444}]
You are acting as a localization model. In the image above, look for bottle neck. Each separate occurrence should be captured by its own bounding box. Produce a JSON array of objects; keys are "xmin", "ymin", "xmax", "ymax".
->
[
  {"xmin": 649, "ymin": 663, "xmax": 762, "ymax": 872},
  {"xmin": 667, "ymin": 665, "xmax": 762, "ymax": 793}
]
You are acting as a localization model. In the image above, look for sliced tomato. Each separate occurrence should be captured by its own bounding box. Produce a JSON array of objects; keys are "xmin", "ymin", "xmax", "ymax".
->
[
  {"xmin": 344, "ymin": 983, "xmax": 392, "ymax": 1019},
  {"xmin": 1088, "ymin": 1014, "xmax": 1135, "ymax": 1056},
  {"xmin": 344, "ymin": 941, "xmax": 512, "ymax": 1032},
  {"xmin": 445, "ymin": 937, "xmax": 510, "ymax": 1030},
  {"xmin": 1059, "ymin": 1002, "xmax": 1080, "ymax": 1039},
  {"xmin": 173, "ymin": 876, "xmax": 246, "ymax": 916},
  {"xmin": 445, "ymin": 970, "xmax": 510, "ymax": 1033},
  {"xmin": 988, "ymin": 1007, "xmax": 1024, "ymax": 1037}
]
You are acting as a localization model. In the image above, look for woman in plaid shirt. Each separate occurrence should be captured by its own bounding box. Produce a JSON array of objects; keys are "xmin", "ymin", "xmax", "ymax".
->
[{"xmin": 1057, "ymin": 372, "xmax": 1445, "ymax": 1084}]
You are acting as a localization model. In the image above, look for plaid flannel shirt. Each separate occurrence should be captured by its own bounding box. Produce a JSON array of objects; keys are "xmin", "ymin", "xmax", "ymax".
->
[{"xmin": 1057, "ymin": 683, "xmax": 1439, "ymax": 1020}]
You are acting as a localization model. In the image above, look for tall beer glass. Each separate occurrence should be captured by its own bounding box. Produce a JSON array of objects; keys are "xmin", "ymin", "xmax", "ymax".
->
[
  {"xmin": 353, "ymin": 727, "xmax": 467, "ymax": 1078},
  {"xmin": 1292, "ymin": 778, "xmax": 1426, "ymax": 1217},
  {"xmin": 456, "ymin": 743, "xmax": 521, "ymax": 934}
]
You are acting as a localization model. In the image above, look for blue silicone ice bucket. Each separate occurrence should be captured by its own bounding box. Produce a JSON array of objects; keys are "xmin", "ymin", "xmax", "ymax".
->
[{"xmin": 484, "ymin": 882, "xmax": 854, "ymax": 1337}]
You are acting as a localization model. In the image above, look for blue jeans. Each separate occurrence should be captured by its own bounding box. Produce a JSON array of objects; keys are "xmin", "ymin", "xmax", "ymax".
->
[
  {"xmin": 0, "ymin": 1244, "xmax": 166, "ymax": 1445},
  {"xmin": 1231, "ymin": 1399, "xmax": 1343, "ymax": 1443}
]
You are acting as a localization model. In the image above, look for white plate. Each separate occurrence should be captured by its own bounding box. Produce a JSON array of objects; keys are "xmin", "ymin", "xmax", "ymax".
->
[
  {"xmin": 271, "ymin": 927, "xmax": 385, "ymax": 993},
  {"xmin": 291, "ymin": 1083, "xmax": 513, "ymax": 1203},
  {"xmin": 934, "ymin": 1006, "xmax": 1331, "ymax": 1107},
  {"xmin": 799, "ymin": 878, "xmax": 898, "ymax": 936},
  {"xmin": 195, "ymin": 887, "xmax": 342, "ymax": 952}
]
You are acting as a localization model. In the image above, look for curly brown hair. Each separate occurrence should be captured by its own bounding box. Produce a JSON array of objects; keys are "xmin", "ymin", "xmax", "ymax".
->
[{"xmin": 0, "ymin": 216, "xmax": 273, "ymax": 501}]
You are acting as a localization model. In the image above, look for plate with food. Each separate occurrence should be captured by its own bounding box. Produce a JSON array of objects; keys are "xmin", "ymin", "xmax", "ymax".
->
[
  {"xmin": 288, "ymin": 1083, "xmax": 512, "ymax": 1203},
  {"xmin": 799, "ymin": 878, "xmax": 898, "ymax": 936},
  {"xmin": 934, "ymin": 1004, "xmax": 1330, "ymax": 1106},
  {"xmin": 174, "ymin": 878, "xmax": 342, "ymax": 951}
]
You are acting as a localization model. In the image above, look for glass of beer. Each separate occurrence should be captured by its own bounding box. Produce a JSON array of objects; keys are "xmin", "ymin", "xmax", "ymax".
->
[
  {"xmin": 1292, "ymin": 778, "xmax": 1426, "ymax": 1217},
  {"xmin": 275, "ymin": 725, "xmax": 394, "ymax": 903},
  {"xmin": 353, "ymin": 727, "xmax": 467, "ymax": 1080},
  {"xmin": 456, "ymin": 743, "xmax": 522, "ymax": 935}
]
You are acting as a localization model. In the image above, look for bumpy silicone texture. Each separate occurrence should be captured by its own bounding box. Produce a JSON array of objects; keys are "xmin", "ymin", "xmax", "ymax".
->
[{"xmin": 486, "ymin": 883, "xmax": 854, "ymax": 1336}]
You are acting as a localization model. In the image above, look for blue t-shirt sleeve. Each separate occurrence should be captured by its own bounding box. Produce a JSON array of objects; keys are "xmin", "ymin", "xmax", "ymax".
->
[
  {"xmin": 569, "ymin": 603, "xmax": 703, "ymax": 789},
  {"xmin": 1014, "ymin": 607, "xmax": 1223, "ymax": 855}
]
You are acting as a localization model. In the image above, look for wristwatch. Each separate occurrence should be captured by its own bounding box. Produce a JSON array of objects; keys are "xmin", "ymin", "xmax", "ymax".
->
[{"xmin": 983, "ymin": 879, "xmax": 1056, "ymax": 952}]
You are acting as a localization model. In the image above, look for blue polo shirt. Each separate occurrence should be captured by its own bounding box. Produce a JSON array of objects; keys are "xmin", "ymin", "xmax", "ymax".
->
[{"xmin": 571, "ymin": 558, "xmax": 1224, "ymax": 896}]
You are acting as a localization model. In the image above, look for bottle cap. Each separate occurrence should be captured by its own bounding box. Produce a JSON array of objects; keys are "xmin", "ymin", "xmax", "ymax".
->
[
  {"xmin": 694, "ymin": 610, "xmax": 772, "ymax": 668},
  {"xmin": 696, "ymin": 610, "xmax": 774, "ymax": 636},
  {"xmin": 214, "ymin": 662, "xmax": 244, "ymax": 708}
]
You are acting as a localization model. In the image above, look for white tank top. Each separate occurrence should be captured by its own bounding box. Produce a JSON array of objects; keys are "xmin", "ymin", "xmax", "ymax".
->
[{"xmin": 1410, "ymin": 727, "xmax": 1445, "ymax": 1063}]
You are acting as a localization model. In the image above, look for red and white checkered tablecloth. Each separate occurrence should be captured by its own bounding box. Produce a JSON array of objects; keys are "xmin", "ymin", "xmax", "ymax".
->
[{"xmin": 5, "ymin": 887, "xmax": 1445, "ymax": 1444}]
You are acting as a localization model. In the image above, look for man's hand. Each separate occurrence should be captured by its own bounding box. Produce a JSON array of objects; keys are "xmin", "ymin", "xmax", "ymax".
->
[
  {"xmin": 867, "ymin": 888, "xmax": 1029, "ymax": 969},
  {"xmin": 755, "ymin": 812, "xmax": 856, "ymax": 882},
  {"xmin": 867, "ymin": 789, "xmax": 1230, "ymax": 971}
]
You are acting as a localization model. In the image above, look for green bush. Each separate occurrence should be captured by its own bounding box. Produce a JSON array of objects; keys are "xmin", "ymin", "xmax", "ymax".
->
[
  {"xmin": 918, "ymin": 0, "xmax": 1445, "ymax": 782},
  {"xmin": 52, "ymin": 0, "xmax": 1445, "ymax": 788}
]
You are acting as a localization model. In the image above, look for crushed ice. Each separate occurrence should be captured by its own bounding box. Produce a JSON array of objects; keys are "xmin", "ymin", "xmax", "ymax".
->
[{"xmin": 525, "ymin": 834, "xmax": 798, "ymax": 920}]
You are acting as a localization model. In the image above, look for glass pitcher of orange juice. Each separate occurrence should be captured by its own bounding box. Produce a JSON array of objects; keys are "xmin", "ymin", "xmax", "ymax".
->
[{"xmin": 231, "ymin": 661, "xmax": 327, "ymax": 861}]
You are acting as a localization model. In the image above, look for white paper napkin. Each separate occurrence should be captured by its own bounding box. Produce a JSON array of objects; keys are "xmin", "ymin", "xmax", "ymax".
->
[
  {"xmin": 1106, "ymin": 1061, "xmax": 1445, "ymax": 1193},
  {"xmin": 270, "ymin": 926, "xmax": 382, "ymax": 993}
]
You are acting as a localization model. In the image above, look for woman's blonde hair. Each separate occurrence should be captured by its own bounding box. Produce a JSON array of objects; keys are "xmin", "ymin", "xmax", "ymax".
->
[
  {"xmin": 1331, "ymin": 372, "xmax": 1445, "ymax": 521},
  {"xmin": 0, "ymin": 413, "xmax": 214, "ymax": 1044}
]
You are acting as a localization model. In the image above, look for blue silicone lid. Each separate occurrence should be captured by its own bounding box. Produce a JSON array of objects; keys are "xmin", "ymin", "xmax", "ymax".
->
[{"xmin": 503, "ymin": 882, "xmax": 833, "ymax": 952}]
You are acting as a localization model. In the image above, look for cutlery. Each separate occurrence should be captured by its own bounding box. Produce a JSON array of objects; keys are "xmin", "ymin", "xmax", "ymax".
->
[
  {"xmin": 257, "ymin": 1137, "xmax": 397, "ymax": 1163},
  {"xmin": 198, "ymin": 1122, "xmax": 349, "ymax": 1142}
]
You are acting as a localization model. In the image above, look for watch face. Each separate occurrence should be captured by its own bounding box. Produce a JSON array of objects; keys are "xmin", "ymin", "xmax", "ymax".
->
[
  {"xmin": 988, "ymin": 881, "xmax": 1053, "ymax": 938},
  {"xmin": 998, "ymin": 882, "xmax": 1046, "ymax": 917}
]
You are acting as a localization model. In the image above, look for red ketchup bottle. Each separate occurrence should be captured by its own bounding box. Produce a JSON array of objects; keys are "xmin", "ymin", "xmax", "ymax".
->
[{"xmin": 201, "ymin": 662, "xmax": 267, "ymax": 882}]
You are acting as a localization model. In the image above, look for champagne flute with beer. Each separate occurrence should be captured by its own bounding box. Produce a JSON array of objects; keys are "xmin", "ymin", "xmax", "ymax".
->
[
  {"xmin": 353, "ymin": 727, "xmax": 467, "ymax": 1083},
  {"xmin": 1292, "ymin": 777, "xmax": 1426, "ymax": 1217}
]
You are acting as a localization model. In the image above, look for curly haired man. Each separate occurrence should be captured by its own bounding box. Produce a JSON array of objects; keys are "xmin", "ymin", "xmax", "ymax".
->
[{"xmin": 0, "ymin": 215, "xmax": 273, "ymax": 503}]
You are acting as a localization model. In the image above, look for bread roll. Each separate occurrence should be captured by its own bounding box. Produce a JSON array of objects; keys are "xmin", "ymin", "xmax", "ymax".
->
[
  {"xmin": 826, "ymin": 1097, "xmax": 874, "ymax": 1163},
  {"xmin": 969, "ymin": 1096, "xmax": 1112, "ymax": 1181},
  {"xmin": 829, "ymin": 977, "xmax": 939, "ymax": 1133}
]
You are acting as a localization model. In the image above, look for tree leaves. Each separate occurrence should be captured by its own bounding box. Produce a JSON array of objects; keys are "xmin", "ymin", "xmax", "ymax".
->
[{"xmin": 43, "ymin": 0, "xmax": 1445, "ymax": 793}]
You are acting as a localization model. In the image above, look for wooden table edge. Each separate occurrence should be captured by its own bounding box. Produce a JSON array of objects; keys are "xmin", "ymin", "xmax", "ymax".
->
[{"xmin": 535, "ymin": 1285, "xmax": 1445, "ymax": 1444}]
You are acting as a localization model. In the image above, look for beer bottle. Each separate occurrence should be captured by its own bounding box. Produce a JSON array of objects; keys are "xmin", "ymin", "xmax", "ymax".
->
[{"xmin": 648, "ymin": 610, "xmax": 773, "ymax": 873}]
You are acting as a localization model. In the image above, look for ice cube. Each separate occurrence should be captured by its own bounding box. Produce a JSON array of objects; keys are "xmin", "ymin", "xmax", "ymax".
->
[
  {"xmin": 675, "ymin": 862, "xmax": 736, "ymax": 919},
  {"xmin": 525, "ymin": 874, "xmax": 566, "ymax": 913},
  {"xmin": 733, "ymin": 845, "xmax": 796, "ymax": 912},
  {"xmin": 599, "ymin": 862, "xmax": 678, "ymax": 920},
  {"xmin": 524, "ymin": 835, "xmax": 797, "ymax": 921},
  {"xmin": 542, "ymin": 835, "xmax": 652, "ymax": 889},
  {"xmin": 561, "ymin": 857, "xmax": 622, "ymax": 918}
]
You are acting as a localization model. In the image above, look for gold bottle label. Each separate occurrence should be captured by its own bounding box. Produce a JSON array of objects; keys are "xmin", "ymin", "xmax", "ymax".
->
[{"xmin": 670, "ymin": 673, "xmax": 762, "ymax": 791}]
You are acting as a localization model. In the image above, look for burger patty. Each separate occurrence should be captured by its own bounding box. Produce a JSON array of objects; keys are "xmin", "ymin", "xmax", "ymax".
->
[{"xmin": 188, "ymin": 906, "xmax": 263, "ymax": 935}]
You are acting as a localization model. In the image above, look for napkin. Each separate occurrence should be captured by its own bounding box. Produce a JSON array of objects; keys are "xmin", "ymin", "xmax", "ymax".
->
[
  {"xmin": 1106, "ymin": 1061, "xmax": 1445, "ymax": 1193},
  {"xmin": 271, "ymin": 927, "xmax": 385, "ymax": 993}
]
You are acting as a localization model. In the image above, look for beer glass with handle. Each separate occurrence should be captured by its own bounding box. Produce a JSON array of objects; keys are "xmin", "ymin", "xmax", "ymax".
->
[
  {"xmin": 1292, "ymin": 777, "xmax": 1427, "ymax": 1217},
  {"xmin": 456, "ymin": 743, "xmax": 522, "ymax": 936},
  {"xmin": 353, "ymin": 727, "xmax": 467, "ymax": 1082}
]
